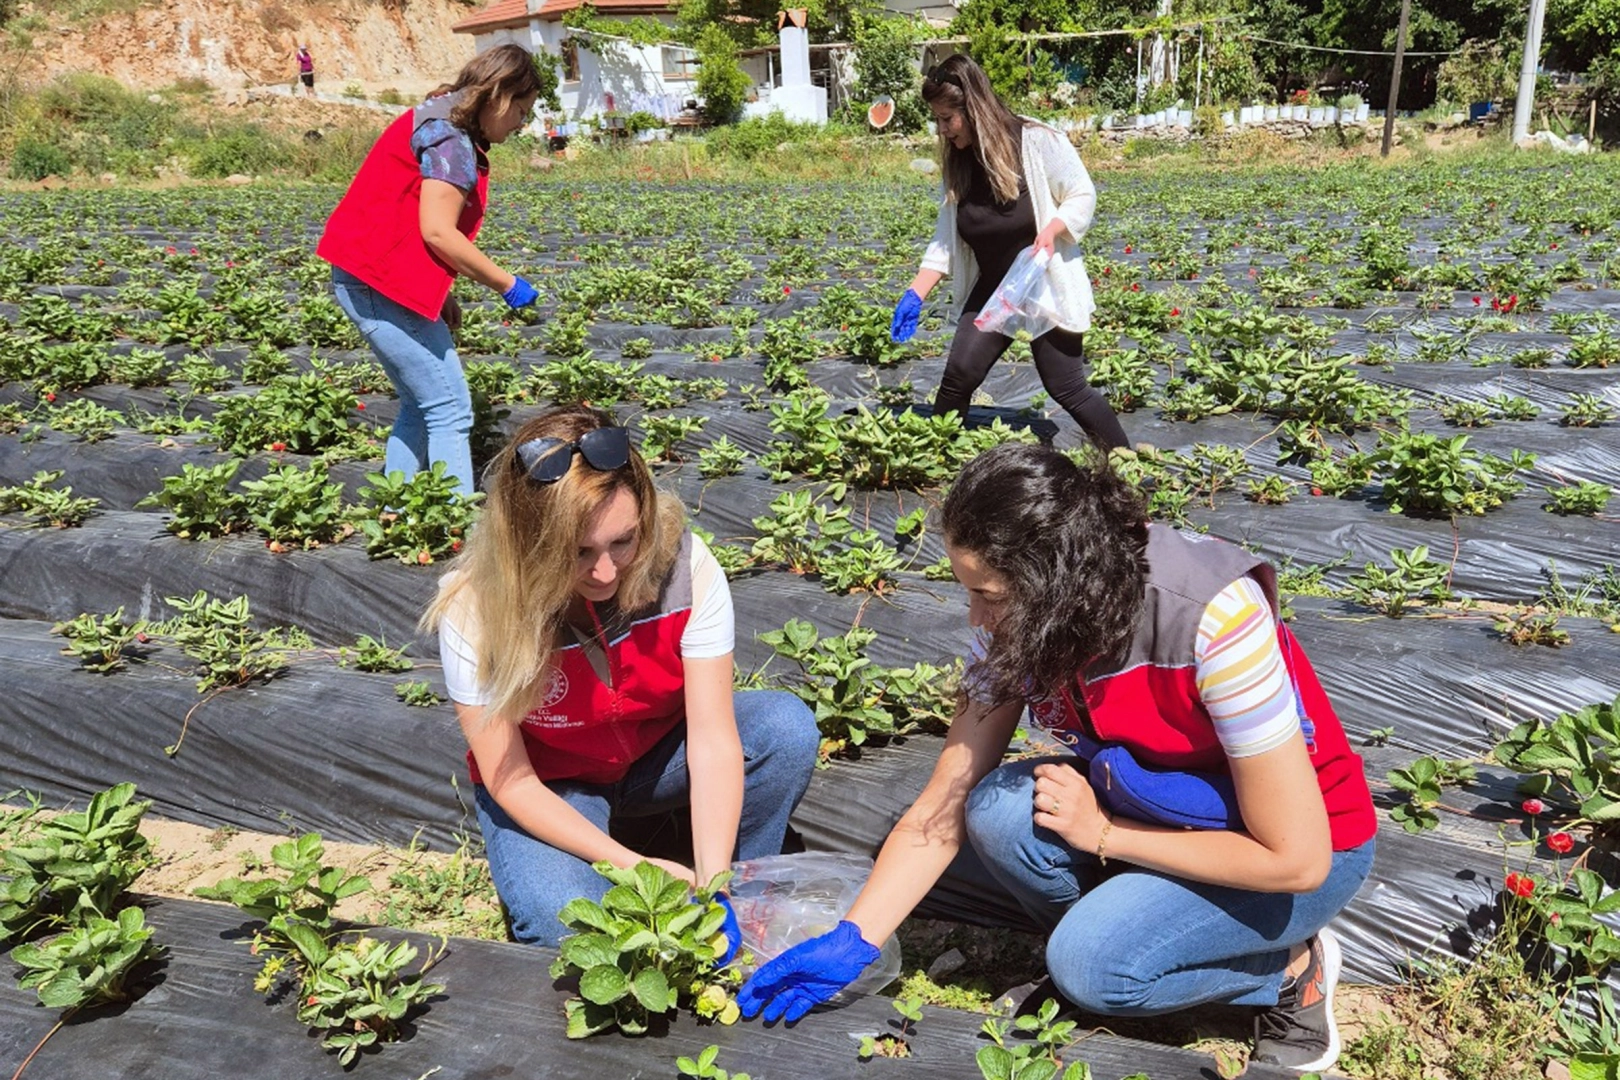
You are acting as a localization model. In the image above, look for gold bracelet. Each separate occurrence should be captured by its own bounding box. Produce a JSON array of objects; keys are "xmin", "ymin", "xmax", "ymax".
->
[{"xmin": 1095, "ymin": 814, "xmax": 1114, "ymax": 867}]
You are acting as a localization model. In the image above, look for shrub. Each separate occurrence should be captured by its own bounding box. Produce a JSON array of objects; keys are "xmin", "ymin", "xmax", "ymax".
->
[
  {"xmin": 846, "ymin": 15, "xmax": 926, "ymax": 132},
  {"xmin": 706, "ymin": 112, "xmax": 822, "ymax": 160},
  {"xmin": 9, "ymin": 136, "xmax": 71, "ymax": 180},
  {"xmin": 695, "ymin": 25, "xmax": 750, "ymax": 125},
  {"xmin": 188, "ymin": 126, "xmax": 288, "ymax": 179}
]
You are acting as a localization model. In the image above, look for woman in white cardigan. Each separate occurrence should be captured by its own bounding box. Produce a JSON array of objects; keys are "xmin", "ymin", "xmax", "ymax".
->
[{"xmin": 890, "ymin": 55, "xmax": 1129, "ymax": 451}]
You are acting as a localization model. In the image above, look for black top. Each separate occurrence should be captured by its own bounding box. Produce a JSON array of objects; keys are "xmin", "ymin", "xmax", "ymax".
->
[{"xmin": 956, "ymin": 162, "xmax": 1036, "ymax": 314}]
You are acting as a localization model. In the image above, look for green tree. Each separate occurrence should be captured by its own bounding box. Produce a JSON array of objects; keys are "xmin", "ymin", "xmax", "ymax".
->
[
  {"xmin": 531, "ymin": 48, "xmax": 562, "ymax": 111},
  {"xmin": 695, "ymin": 24, "xmax": 751, "ymax": 123},
  {"xmin": 848, "ymin": 15, "xmax": 927, "ymax": 130}
]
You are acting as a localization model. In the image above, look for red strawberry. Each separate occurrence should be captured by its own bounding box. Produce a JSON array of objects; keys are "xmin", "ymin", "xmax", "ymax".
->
[
  {"xmin": 1310, "ymin": 487, "xmax": 1323, "ymax": 496},
  {"xmin": 1170, "ymin": 307, "xmax": 1181, "ymax": 317},
  {"xmin": 356, "ymin": 401, "xmax": 366, "ymax": 411},
  {"xmin": 1124, "ymin": 245, "xmax": 1133, "ymax": 254}
]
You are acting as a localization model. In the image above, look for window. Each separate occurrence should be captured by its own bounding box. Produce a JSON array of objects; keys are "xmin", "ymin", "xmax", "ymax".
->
[
  {"xmin": 661, "ymin": 46, "xmax": 696, "ymax": 81},
  {"xmin": 561, "ymin": 38, "xmax": 581, "ymax": 83}
]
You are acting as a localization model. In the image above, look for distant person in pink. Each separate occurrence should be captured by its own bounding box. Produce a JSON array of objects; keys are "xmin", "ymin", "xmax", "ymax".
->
[{"xmin": 296, "ymin": 45, "xmax": 315, "ymax": 98}]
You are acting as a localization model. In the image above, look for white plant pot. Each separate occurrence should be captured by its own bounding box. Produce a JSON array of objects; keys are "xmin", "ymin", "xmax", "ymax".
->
[
  {"xmin": 1263, "ymin": 106, "xmax": 1280, "ymax": 122},
  {"xmin": 1222, "ymin": 110, "xmax": 1237, "ymax": 128},
  {"xmin": 1177, "ymin": 109, "xmax": 1195, "ymax": 127},
  {"xmin": 1309, "ymin": 106, "xmax": 1326, "ymax": 124},
  {"xmin": 1324, "ymin": 106, "xmax": 1339, "ymax": 124},
  {"xmin": 1355, "ymin": 103, "xmax": 1371, "ymax": 122}
]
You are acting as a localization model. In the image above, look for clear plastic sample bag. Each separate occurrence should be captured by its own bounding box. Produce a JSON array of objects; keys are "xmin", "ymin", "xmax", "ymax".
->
[
  {"xmin": 727, "ymin": 852, "xmax": 902, "ymax": 1000},
  {"xmin": 973, "ymin": 247, "xmax": 1062, "ymax": 339}
]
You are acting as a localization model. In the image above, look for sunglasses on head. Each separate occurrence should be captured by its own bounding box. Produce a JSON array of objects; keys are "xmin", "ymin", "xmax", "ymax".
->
[
  {"xmin": 514, "ymin": 426, "xmax": 631, "ymax": 484},
  {"xmin": 924, "ymin": 65, "xmax": 963, "ymax": 89}
]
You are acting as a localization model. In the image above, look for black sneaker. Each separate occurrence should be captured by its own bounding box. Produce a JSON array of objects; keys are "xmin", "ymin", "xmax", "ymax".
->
[{"xmin": 1252, "ymin": 927, "xmax": 1341, "ymax": 1075}]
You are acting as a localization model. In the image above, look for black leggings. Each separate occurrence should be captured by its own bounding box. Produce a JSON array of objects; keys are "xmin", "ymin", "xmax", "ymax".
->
[{"xmin": 934, "ymin": 317, "xmax": 1130, "ymax": 451}]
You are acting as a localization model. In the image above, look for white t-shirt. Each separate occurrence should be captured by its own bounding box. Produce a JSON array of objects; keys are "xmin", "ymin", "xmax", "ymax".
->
[{"xmin": 439, "ymin": 532, "xmax": 734, "ymax": 707}]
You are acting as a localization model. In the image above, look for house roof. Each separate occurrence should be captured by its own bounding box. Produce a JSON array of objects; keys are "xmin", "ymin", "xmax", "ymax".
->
[
  {"xmin": 451, "ymin": 0, "xmax": 532, "ymax": 34},
  {"xmin": 536, "ymin": 0, "xmax": 676, "ymax": 18},
  {"xmin": 453, "ymin": 0, "xmax": 675, "ymax": 32}
]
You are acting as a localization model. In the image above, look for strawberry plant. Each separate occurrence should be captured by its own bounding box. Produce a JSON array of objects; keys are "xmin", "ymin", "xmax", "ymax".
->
[
  {"xmin": 817, "ymin": 530, "xmax": 904, "ymax": 596},
  {"xmin": 540, "ymin": 310, "xmax": 592, "ymax": 357},
  {"xmin": 177, "ymin": 352, "xmax": 233, "ymax": 393},
  {"xmin": 241, "ymin": 342, "xmax": 295, "ymax": 384},
  {"xmin": 1387, "ymin": 756, "xmax": 1476, "ymax": 834},
  {"xmin": 0, "ymin": 470, "xmax": 101, "ymax": 527},
  {"xmin": 211, "ymin": 373, "xmax": 371, "ymax": 457},
  {"xmin": 1348, "ymin": 545, "xmax": 1454, "ymax": 617},
  {"xmin": 109, "ymin": 346, "xmax": 170, "ymax": 387},
  {"xmin": 239, "ymin": 462, "xmax": 351, "ymax": 549},
  {"xmin": 395, "ymin": 681, "xmax": 445, "ymax": 707},
  {"xmin": 0, "ymin": 783, "xmax": 153, "ymax": 943},
  {"xmin": 1245, "ymin": 475, "xmax": 1295, "ymax": 505},
  {"xmin": 340, "ymin": 635, "xmax": 412, "ymax": 673},
  {"xmin": 353, "ymin": 463, "xmax": 481, "ymax": 565},
  {"xmin": 531, "ymin": 354, "xmax": 642, "ymax": 406},
  {"xmin": 760, "ymin": 619, "xmax": 955, "ymax": 751},
  {"xmin": 1484, "ymin": 393, "xmax": 1539, "ymax": 421},
  {"xmin": 1494, "ymin": 607, "xmax": 1572, "ymax": 648},
  {"xmin": 1545, "ymin": 482, "xmax": 1612, "ymax": 517},
  {"xmin": 549, "ymin": 861, "xmax": 740, "ymax": 1038},
  {"xmin": 1495, "ymin": 696, "xmax": 1620, "ymax": 831},
  {"xmin": 621, "ymin": 337, "xmax": 654, "ymax": 360},
  {"xmin": 1560, "ymin": 394, "xmax": 1616, "ymax": 428},
  {"xmin": 759, "ymin": 315, "xmax": 823, "ymax": 390},
  {"xmin": 291, "ymin": 931, "xmax": 445, "ymax": 1066},
  {"xmin": 697, "ymin": 435, "xmax": 747, "ymax": 478},
  {"xmin": 139, "ymin": 461, "xmax": 248, "ymax": 539},
  {"xmin": 1567, "ymin": 326, "xmax": 1620, "ymax": 369},
  {"xmin": 836, "ymin": 304, "xmax": 911, "ymax": 366},
  {"xmin": 859, "ymin": 996, "xmax": 923, "ymax": 1060},
  {"xmin": 1369, "ymin": 431, "xmax": 1530, "ymax": 516},
  {"xmin": 158, "ymin": 590, "xmax": 292, "ymax": 693},
  {"xmin": 197, "ymin": 833, "xmax": 440, "ymax": 1065},
  {"xmin": 52, "ymin": 608, "xmax": 148, "ymax": 673},
  {"xmin": 1091, "ymin": 350, "xmax": 1156, "ymax": 413},
  {"xmin": 1439, "ymin": 398, "xmax": 1494, "ymax": 427},
  {"xmin": 977, "ymin": 998, "xmax": 1092, "ymax": 1080},
  {"xmin": 11, "ymin": 907, "xmax": 160, "ymax": 1010},
  {"xmin": 640, "ymin": 414, "xmax": 708, "ymax": 463},
  {"xmin": 677, "ymin": 1045, "xmax": 751, "ymax": 1080}
]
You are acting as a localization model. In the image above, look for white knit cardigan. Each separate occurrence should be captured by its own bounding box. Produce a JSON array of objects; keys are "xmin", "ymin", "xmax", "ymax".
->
[{"xmin": 920, "ymin": 122, "xmax": 1097, "ymax": 334}]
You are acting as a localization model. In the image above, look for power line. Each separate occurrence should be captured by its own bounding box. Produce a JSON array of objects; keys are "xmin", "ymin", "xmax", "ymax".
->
[{"xmin": 1238, "ymin": 32, "xmax": 1464, "ymax": 58}]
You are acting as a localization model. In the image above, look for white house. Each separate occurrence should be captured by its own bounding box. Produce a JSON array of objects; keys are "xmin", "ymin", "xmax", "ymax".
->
[
  {"xmin": 451, "ymin": 0, "xmax": 715, "ymax": 122},
  {"xmin": 452, "ymin": 0, "xmax": 844, "ymax": 124}
]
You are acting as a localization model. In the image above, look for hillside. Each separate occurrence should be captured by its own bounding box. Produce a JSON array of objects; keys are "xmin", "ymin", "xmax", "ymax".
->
[{"xmin": 12, "ymin": 0, "xmax": 478, "ymax": 95}]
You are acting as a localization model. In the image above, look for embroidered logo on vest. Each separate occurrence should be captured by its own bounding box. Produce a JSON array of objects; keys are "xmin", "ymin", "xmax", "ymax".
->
[{"xmin": 541, "ymin": 668, "xmax": 569, "ymax": 709}]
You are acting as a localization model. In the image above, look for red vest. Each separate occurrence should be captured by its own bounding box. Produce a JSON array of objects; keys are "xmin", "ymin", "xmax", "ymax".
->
[
  {"xmin": 316, "ymin": 97, "xmax": 489, "ymax": 320},
  {"xmin": 467, "ymin": 535, "xmax": 695, "ymax": 786},
  {"xmin": 1029, "ymin": 526, "xmax": 1377, "ymax": 851}
]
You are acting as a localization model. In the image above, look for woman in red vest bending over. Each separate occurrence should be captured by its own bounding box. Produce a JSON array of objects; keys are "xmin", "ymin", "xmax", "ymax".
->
[
  {"xmin": 318, "ymin": 44, "xmax": 543, "ymax": 497},
  {"xmin": 739, "ymin": 443, "xmax": 1376, "ymax": 1076},
  {"xmin": 425, "ymin": 407, "xmax": 820, "ymax": 949}
]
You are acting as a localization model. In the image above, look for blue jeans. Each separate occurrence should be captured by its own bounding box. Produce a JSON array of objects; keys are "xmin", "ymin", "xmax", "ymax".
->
[
  {"xmin": 964, "ymin": 756, "xmax": 1375, "ymax": 1016},
  {"xmin": 476, "ymin": 689, "xmax": 820, "ymax": 946},
  {"xmin": 331, "ymin": 267, "xmax": 474, "ymax": 495}
]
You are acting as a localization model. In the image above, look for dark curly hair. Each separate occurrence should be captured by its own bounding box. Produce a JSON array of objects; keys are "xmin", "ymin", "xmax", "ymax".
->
[{"xmin": 941, "ymin": 444, "xmax": 1149, "ymax": 705}]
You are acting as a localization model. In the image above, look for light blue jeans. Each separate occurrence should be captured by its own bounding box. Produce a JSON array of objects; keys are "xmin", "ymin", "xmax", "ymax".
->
[
  {"xmin": 476, "ymin": 690, "xmax": 821, "ymax": 947},
  {"xmin": 331, "ymin": 267, "xmax": 474, "ymax": 495},
  {"xmin": 964, "ymin": 756, "xmax": 1375, "ymax": 1015}
]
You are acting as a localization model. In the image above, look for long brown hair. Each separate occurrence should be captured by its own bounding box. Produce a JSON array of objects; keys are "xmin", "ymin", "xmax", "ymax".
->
[
  {"xmin": 423, "ymin": 406, "xmax": 685, "ymax": 725},
  {"xmin": 922, "ymin": 54, "xmax": 1026, "ymax": 205},
  {"xmin": 942, "ymin": 444, "xmax": 1149, "ymax": 705},
  {"xmin": 429, "ymin": 43, "xmax": 544, "ymax": 144}
]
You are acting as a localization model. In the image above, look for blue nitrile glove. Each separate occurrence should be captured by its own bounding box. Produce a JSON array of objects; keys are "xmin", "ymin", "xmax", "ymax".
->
[
  {"xmin": 736, "ymin": 920, "xmax": 880, "ymax": 1023},
  {"xmin": 501, "ymin": 275, "xmax": 538, "ymax": 309},
  {"xmin": 890, "ymin": 289, "xmax": 922, "ymax": 343},
  {"xmin": 714, "ymin": 893, "xmax": 742, "ymax": 967}
]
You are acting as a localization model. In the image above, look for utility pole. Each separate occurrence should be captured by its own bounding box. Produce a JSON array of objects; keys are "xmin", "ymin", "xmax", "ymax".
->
[
  {"xmin": 1512, "ymin": 0, "xmax": 1549, "ymax": 144},
  {"xmin": 1381, "ymin": 0, "xmax": 1412, "ymax": 157}
]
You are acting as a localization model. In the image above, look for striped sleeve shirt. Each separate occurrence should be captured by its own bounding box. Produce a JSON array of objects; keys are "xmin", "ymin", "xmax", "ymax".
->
[{"xmin": 1195, "ymin": 575, "xmax": 1301, "ymax": 759}]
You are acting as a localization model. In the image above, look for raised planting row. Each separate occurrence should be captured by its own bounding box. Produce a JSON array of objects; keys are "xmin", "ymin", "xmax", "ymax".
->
[{"xmin": 1, "ymin": 158, "xmax": 1619, "ymax": 1075}]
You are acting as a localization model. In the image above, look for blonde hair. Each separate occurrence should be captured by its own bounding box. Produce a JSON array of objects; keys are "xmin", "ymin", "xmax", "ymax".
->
[
  {"xmin": 922, "ymin": 54, "xmax": 1026, "ymax": 205},
  {"xmin": 423, "ymin": 406, "xmax": 685, "ymax": 725},
  {"xmin": 429, "ymin": 43, "xmax": 544, "ymax": 144}
]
